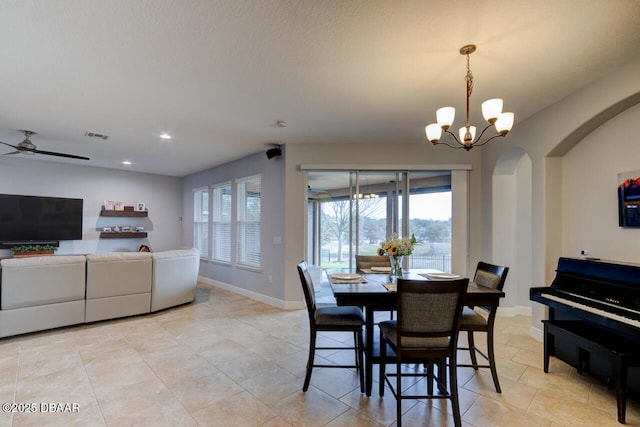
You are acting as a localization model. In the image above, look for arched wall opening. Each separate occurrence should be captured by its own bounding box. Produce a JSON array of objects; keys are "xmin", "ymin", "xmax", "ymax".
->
[{"xmin": 492, "ymin": 148, "xmax": 532, "ymax": 310}]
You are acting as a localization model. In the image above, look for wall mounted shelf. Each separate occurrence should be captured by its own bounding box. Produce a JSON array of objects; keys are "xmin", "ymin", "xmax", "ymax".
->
[
  {"xmin": 100, "ymin": 209, "xmax": 148, "ymax": 217},
  {"xmin": 99, "ymin": 232, "xmax": 148, "ymax": 239},
  {"xmin": 99, "ymin": 205, "xmax": 149, "ymax": 239}
]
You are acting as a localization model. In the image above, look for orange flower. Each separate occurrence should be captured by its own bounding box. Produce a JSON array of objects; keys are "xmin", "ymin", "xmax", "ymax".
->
[{"xmin": 389, "ymin": 246, "xmax": 399, "ymax": 255}]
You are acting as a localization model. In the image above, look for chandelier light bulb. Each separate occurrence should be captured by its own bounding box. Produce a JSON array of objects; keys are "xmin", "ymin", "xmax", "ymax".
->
[
  {"xmin": 436, "ymin": 107, "xmax": 455, "ymax": 130},
  {"xmin": 481, "ymin": 98, "xmax": 503, "ymax": 124},
  {"xmin": 425, "ymin": 123, "xmax": 442, "ymax": 142},
  {"xmin": 458, "ymin": 126, "xmax": 476, "ymax": 143},
  {"xmin": 495, "ymin": 112, "xmax": 515, "ymax": 134}
]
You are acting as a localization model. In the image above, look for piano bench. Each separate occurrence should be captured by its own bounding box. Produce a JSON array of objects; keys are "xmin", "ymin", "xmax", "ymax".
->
[{"xmin": 543, "ymin": 320, "xmax": 640, "ymax": 424}]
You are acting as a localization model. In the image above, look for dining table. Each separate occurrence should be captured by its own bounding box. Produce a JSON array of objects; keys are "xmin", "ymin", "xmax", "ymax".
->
[{"xmin": 326, "ymin": 268, "xmax": 505, "ymax": 396}]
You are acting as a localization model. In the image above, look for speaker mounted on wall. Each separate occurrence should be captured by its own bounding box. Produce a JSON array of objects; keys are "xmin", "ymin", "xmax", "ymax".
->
[{"xmin": 266, "ymin": 145, "xmax": 282, "ymax": 160}]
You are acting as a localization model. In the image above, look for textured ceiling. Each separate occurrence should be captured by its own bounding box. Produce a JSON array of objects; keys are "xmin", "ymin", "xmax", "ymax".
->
[{"xmin": 0, "ymin": 0, "xmax": 638, "ymax": 176}]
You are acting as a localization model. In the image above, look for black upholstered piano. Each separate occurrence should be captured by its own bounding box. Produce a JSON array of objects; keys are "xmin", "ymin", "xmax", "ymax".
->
[{"xmin": 531, "ymin": 257, "xmax": 640, "ymax": 424}]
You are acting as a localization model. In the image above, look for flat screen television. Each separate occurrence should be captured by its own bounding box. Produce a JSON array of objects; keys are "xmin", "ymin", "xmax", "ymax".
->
[{"xmin": 0, "ymin": 194, "xmax": 83, "ymax": 247}]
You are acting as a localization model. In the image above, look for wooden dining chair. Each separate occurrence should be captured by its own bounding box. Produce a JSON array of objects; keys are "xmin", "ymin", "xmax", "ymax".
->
[
  {"xmin": 355, "ymin": 255, "xmax": 391, "ymax": 273},
  {"xmin": 355, "ymin": 255, "xmax": 395, "ymax": 320},
  {"xmin": 457, "ymin": 261, "xmax": 509, "ymax": 393},
  {"xmin": 379, "ymin": 277, "xmax": 469, "ymax": 427},
  {"xmin": 297, "ymin": 261, "xmax": 365, "ymax": 392}
]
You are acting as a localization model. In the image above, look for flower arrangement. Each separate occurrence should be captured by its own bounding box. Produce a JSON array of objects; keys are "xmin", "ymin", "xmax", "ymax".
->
[
  {"xmin": 376, "ymin": 233, "xmax": 418, "ymax": 257},
  {"xmin": 377, "ymin": 233, "xmax": 418, "ymax": 278}
]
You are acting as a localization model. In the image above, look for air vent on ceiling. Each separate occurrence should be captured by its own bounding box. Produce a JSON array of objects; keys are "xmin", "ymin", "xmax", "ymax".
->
[{"xmin": 84, "ymin": 131, "xmax": 109, "ymax": 140}]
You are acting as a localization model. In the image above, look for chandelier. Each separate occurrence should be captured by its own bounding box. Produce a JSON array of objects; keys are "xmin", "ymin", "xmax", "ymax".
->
[{"xmin": 425, "ymin": 44, "xmax": 514, "ymax": 151}]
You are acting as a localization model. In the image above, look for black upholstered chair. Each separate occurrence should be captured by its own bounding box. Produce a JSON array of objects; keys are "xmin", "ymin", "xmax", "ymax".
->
[
  {"xmin": 379, "ymin": 277, "xmax": 469, "ymax": 427},
  {"xmin": 297, "ymin": 261, "xmax": 365, "ymax": 392},
  {"xmin": 458, "ymin": 261, "xmax": 509, "ymax": 393}
]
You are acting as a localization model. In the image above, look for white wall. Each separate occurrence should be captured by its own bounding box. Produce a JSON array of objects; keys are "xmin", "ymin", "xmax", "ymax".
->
[
  {"xmin": 481, "ymin": 55, "xmax": 640, "ymax": 334},
  {"xmin": 491, "ymin": 151, "xmax": 532, "ymax": 308},
  {"xmin": 0, "ymin": 157, "xmax": 182, "ymax": 257},
  {"xmin": 562, "ymin": 103, "xmax": 640, "ymax": 263}
]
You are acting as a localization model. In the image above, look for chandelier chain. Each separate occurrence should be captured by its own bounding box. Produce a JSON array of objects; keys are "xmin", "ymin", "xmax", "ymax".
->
[
  {"xmin": 465, "ymin": 53, "xmax": 474, "ymax": 129},
  {"xmin": 465, "ymin": 53, "xmax": 474, "ymax": 97}
]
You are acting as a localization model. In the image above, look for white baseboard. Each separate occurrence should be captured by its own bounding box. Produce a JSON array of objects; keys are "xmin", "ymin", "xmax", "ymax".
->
[
  {"xmin": 198, "ymin": 276, "xmax": 304, "ymax": 310},
  {"xmin": 496, "ymin": 304, "xmax": 531, "ymax": 317},
  {"xmin": 530, "ymin": 325, "xmax": 544, "ymax": 342},
  {"xmin": 492, "ymin": 304, "xmax": 544, "ymax": 341}
]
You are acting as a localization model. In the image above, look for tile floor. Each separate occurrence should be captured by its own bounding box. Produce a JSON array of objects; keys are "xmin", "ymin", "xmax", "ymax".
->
[{"xmin": 0, "ymin": 283, "xmax": 638, "ymax": 426}]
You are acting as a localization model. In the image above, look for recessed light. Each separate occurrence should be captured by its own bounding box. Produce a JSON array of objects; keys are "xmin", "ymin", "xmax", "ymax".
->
[
  {"xmin": 122, "ymin": 160, "xmax": 132, "ymax": 165},
  {"xmin": 160, "ymin": 133, "xmax": 172, "ymax": 140}
]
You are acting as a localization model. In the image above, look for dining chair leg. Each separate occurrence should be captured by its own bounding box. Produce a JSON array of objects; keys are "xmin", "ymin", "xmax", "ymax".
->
[
  {"xmin": 396, "ymin": 358, "xmax": 403, "ymax": 427},
  {"xmin": 437, "ymin": 358, "xmax": 447, "ymax": 394},
  {"xmin": 352, "ymin": 331, "xmax": 359, "ymax": 367},
  {"xmin": 487, "ymin": 325, "xmax": 502, "ymax": 393},
  {"xmin": 379, "ymin": 331, "xmax": 386, "ymax": 396},
  {"xmin": 449, "ymin": 355, "xmax": 462, "ymax": 427},
  {"xmin": 357, "ymin": 330, "xmax": 365, "ymax": 393},
  {"xmin": 467, "ymin": 330, "xmax": 479, "ymax": 369},
  {"xmin": 303, "ymin": 330, "xmax": 316, "ymax": 391},
  {"xmin": 426, "ymin": 361, "xmax": 434, "ymax": 395}
]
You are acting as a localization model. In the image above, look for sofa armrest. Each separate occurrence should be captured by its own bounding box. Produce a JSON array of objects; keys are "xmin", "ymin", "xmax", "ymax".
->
[{"xmin": 151, "ymin": 249, "xmax": 200, "ymax": 312}]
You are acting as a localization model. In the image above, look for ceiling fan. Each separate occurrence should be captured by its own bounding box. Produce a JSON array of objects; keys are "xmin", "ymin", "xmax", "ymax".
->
[{"xmin": 0, "ymin": 130, "xmax": 90, "ymax": 160}]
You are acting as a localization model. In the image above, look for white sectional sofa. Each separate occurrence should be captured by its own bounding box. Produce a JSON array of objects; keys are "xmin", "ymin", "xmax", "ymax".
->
[
  {"xmin": 86, "ymin": 252, "xmax": 153, "ymax": 322},
  {"xmin": 0, "ymin": 255, "xmax": 86, "ymax": 337},
  {"xmin": 151, "ymin": 249, "xmax": 200, "ymax": 312},
  {"xmin": 0, "ymin": 248, "xmax": 199, "ymax": 338}
]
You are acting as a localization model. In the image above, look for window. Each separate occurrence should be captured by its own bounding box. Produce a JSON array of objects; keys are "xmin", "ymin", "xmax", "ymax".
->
[
  {"xmin": 307, "ymin": 170, "xmax": 452, "ymax": 272},
  {"xmin": 236, "ymin": 175, "xmax": 261, "ymax": 268},
  {"xmin": 212, "ymin": 182, "xmax": 232, "ymax": 262},
  {"xmin": 193, "ymin": 187, "xmax": 209, "ymax": 258}
]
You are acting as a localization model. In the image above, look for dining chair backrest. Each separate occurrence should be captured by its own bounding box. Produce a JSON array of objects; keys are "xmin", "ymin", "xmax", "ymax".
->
[
  {"xmin": 355, "ymin": 255, "xmax": 391, "ymax": 273},
  {"xmin": 396, "ymin": 278, "xmax": 469, "ymax": 349},
  {"xmin": 473, "ymin": 262, "xmax": 509, "ymax": 313},
  {"xmin": 297, "ymin": 261, "xmax": 317, "ymax": 320}
]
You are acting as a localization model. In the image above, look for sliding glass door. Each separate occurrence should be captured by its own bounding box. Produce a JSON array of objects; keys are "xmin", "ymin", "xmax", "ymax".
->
[{"xmin": 307, "ymin": 169, "xmax": 452, "ymax": 272}]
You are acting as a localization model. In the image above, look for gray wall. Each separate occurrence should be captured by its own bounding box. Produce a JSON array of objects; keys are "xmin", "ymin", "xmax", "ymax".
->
[
  {"xmin": 182, "ymin": 150, "xmax": 287, "ymax": 303},
  {"xmin": 0, "ymin": 157, "xmax": 182, "ymax": 257},
  {"xmin": 182, "ymin": 140, "xmax": 482, "ymax": 307}
]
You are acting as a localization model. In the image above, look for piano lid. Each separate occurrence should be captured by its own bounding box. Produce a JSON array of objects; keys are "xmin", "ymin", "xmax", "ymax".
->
[{"xmin": 556, "ymin": 257, "xmax": 640, "ymax": 288}]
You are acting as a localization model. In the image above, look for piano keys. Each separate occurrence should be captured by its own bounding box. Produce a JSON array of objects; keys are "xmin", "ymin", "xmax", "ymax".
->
[{"xmin": 531, "ymin": 257, "xmax": 640, "ymax": 424}]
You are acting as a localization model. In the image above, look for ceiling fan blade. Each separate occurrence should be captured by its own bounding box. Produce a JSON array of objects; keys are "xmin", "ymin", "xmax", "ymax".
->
[
  {"xmin": 2, "ymin": 151, "xmax": 21, "ymax": 156},
  {"xmin": 32, "ymin": 149, "xmax": 90, "ymax": 161},
  {"xmin": 0, "ymin": 140, "xmax": 20, "ymax": 150}
]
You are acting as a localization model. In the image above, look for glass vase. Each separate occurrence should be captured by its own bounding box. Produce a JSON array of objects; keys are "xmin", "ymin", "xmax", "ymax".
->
[{"xmin": 389, "ymin": 255, "xmax": 403, "ymax": 280}]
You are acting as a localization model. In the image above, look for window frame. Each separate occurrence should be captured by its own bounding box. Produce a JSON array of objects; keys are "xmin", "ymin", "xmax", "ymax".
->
[
  {"xmin": 192, "ymin": 186, "xmax": 210, "ymax": 259},
  {"xmin": 236, "ymin": 174, "xmax": 262, "ymax": 270},
  {"xmin": 211, "ymin": 180, "xmax": 232, "ymax": 263}
]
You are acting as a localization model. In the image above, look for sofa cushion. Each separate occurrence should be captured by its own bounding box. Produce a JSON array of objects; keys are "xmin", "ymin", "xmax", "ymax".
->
[
  {"xmin": 1, "ymin": 255, "xmax": 86, "ymax": 310},
  {"xmin": 86, "ymin": 252, "xmax": 152, "ymax": 299}
]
